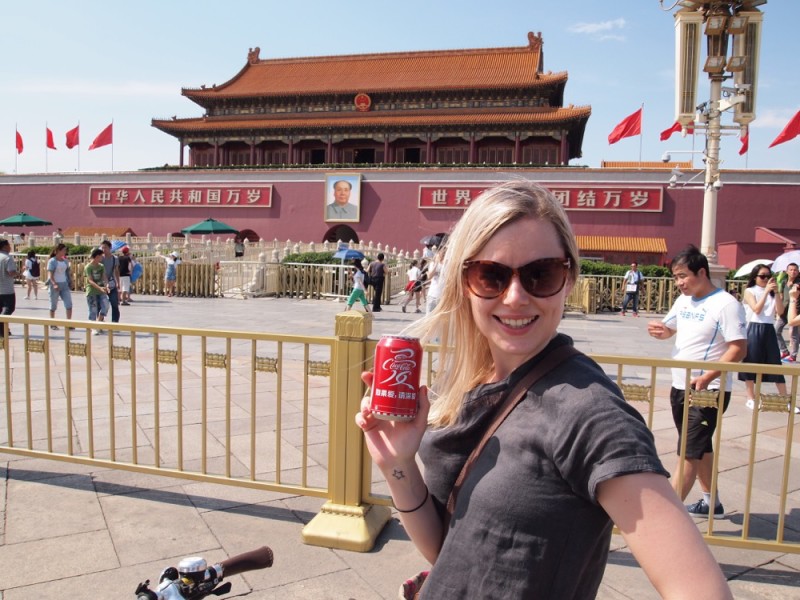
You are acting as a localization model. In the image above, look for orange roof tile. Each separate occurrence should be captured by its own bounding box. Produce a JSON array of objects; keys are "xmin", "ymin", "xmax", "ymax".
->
[
  {"xmin": 153, "ymin": 106, "xmax": 591, "ymax": 135},
  {"xmin": 184, "ymin": 34, "xmax": 562, "ymax": 99},
  {"xmin": 576, "ymin": 236, "xmax": 668, "ymax": 254}
]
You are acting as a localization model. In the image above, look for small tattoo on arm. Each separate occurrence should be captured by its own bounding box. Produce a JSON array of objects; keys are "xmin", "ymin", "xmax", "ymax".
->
[{"xmin": 392, "ymin": 469, "xmax": 405, "ymax": 480}]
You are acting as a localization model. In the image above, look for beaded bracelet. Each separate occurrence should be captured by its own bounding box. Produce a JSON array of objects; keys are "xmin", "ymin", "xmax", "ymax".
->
[{"xmin": 395, "ymin": 486, "xmax": 429, "ymax": 513}]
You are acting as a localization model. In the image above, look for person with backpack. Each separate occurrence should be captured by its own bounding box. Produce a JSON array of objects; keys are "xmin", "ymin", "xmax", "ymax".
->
[{"xmin": 24, "ymin": 250, "xmax": 40, "ymax": 300}]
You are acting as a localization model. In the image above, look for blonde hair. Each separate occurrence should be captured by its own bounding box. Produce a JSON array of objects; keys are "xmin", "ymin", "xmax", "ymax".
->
[{"xmin": 407, "ymin": 180, "xmax": 579, "ymax": 427}]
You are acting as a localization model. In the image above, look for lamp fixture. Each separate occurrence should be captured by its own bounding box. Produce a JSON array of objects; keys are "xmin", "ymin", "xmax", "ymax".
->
[
  {"xmin": 703, "ymin": 55, "xmax": 726, "ymax": 73},
  {"xmin": 726, "ymin": 14, "xmax": 748, "ymax": 34},
  {"xmin": 726, "ymin": 55, "xmax": 747, "ymax": 72},
  {"xmin": 705, "ymin": 14, "xmax": 728, "ymax": 34}
]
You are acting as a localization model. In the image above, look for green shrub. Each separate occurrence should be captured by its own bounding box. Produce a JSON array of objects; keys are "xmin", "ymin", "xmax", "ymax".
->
[{"xmin": 579, "ymin": 260, "xmax": 671, "ymax": 278}]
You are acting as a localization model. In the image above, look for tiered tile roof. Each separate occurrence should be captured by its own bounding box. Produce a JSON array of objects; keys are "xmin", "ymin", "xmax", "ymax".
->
[
  {"xmin": 183, "ymin": 33, "xmax": 559, "ymax": 100},
  {"xmin": 154, "ymin": 106, "xmax": 591, "ymax": 135}
]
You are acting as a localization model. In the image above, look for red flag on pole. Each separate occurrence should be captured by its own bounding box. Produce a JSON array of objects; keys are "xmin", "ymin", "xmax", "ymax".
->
[
  {"xmin": 608, "ymin": 108, "xmax": 642, "ymax": 144},
  {"xmin": 15, "ymin": 130, "xmax": 23, "ymax": 154},
  {"xmin": 739, "ymin": 132, "xmax": 749, "ymax": 156},
  {"xmin": 46, "ymin": 127, "xmax": 57, "ymax": 150},
  {"xmin": 659, "ymin": 120, "xmax": 694, "ymax": 141},
  {"xmin": 659, "ymin": 121, "xmax": 682, "ymax": 141},
  {"xmin": 65, "ymin": 125, "xmax": 80, "ymax": 149},
  {"xmin": 89, "ymin": 123, "xmax": 113, "ymax": 150},
  {"xmin": 768, "ymin": 110, "xmax": 800, "ymax": 148}
]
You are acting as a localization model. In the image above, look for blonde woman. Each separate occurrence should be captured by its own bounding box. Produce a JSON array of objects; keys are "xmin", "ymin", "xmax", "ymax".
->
[{"xmin": 356, "ymin": 181, "xmax": 731, "ymax": 599}]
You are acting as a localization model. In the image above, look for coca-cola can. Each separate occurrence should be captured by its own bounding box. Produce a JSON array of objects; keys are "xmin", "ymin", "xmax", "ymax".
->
[{"xmin": 370, "ymin": 335, "xmax": 422, "ymax": 421}]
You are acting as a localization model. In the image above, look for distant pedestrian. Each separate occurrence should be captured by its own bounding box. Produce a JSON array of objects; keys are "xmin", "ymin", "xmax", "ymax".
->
[
  {"xmin": 85, "ymin": 248, "xmax": 109, "ymax": 334},
  {"xmin": 344, "ymin": 258, "xmax": 370, "ymax": 313},
  {"xmin": 739, "ymin": 265, "xmax": 788, "ymax": 410},
  {"xmin": 775, "ymin": 263, "xmax": 799, "ymax": 362},
  {"xmin": 47, "ymin": 243, "xmax": 73, "ymax": 329},
  {"xmin": 118, "ymin": 246, "xmax": 133, "ymax": 305},
  {"xmin": 621, "ymin": 261, "xmax": 644, "ymax": 316},
  {"xmin": 401, "ymin": 259, "xmax": 424, "ymax": 314},
  {"xmin": 100, "ymin": 240, "xmax": 121, "ymax": 323},
  {"xmin": 164, "ymin": 252, "xmax": 181, "ymax": 297},
  {"xmin": 234, "ymin": 235, "xmax": 245, "ymax": 258},
  {"xmin": 24, "ymin": 250, "xmax": 40, "ymax": 300},
  {"xmin": 367, "ymin": 253, "xmax": 386, "ymax": 312},
  {"xmin": 0, "ymin": 239, "xmax": 17, "ymax": 337}
]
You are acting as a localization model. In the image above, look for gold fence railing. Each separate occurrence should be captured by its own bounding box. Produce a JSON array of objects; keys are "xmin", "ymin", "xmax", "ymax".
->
[{"xmin": 1, "ymin": 312, "xmax": 798, "ymax": 554}]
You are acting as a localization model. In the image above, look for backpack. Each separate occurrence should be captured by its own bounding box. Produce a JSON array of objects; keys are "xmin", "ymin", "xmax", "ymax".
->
[{"xmin": 29, "ymin": 258, "xmax": 40, "ymax": 278}]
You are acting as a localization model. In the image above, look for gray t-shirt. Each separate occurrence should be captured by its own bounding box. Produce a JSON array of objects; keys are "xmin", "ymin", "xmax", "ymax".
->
[
  {"xmin": 0, "ymin": 252, "xmax": 16, "ymax": 294},
  {"xmin": 101, "ymin": 254, "xmax": 118, "ymax": 289},
  {"xmin": 418, "ymin": 334, "xmax": 668, "ymax": 599}
]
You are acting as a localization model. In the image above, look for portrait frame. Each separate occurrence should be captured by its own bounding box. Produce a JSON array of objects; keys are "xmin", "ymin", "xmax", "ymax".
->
[{"xmin": 324, "ymin": 173, "xmax": 361, "ymax": 223}]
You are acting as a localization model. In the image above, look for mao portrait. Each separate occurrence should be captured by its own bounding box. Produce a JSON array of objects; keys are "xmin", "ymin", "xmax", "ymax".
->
[{"xmin": 325, "ymin": 173, "xmax": 361, "ymax": 222}]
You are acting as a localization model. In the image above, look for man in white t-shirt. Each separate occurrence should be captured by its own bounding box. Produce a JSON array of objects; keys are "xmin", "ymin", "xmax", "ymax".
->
[{"xmin": 648, "ymin": 245, "xmax": 746, "ymax": 517}]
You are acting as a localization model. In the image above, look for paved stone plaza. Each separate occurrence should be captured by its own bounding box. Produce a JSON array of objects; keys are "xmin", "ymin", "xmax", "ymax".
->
[{"xmin": 1, "ymin": 294, "xmax": 799, "ymax": 599}]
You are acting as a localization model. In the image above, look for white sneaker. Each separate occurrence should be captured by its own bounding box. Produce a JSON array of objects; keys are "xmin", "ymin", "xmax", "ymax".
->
[
  {"xmin": 789, "ymin": 403, "xmax": 800, "ymax": 415},
  {"xmin": 745, "ymin": 399, "xmax": 755, "ymax": 410},
  {"xmin": 93, "ymin": 329, "xmax": 104, "ymax": 336}
]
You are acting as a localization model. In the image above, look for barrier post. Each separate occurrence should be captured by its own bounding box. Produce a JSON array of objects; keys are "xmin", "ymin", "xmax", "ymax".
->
[{"xmin": 302, "ymin": 311, "xmax": 391, "ymax": 551}]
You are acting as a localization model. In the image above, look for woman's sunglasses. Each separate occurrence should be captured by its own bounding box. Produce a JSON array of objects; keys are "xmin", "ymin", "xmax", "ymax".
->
[{"xmin": 462, "ymin": 258, "xmax": 571, "ymax": 299}]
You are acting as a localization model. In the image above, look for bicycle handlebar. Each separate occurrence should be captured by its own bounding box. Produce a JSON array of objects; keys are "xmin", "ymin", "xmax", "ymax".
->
[
  {"xmin": 135, "ymin": 545, "xmax": 273, "ymax": 599},
  {"xmin": 219, "ymin": 546, "xmax": 273, "ymax": 577}
]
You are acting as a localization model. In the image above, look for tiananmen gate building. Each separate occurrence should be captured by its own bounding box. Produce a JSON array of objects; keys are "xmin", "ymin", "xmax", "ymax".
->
[
  {"xmin": 151, "ymin": 33, "xmax": 590, "ymax": 169},
  {"xmin": 2, "ymin": 33, "xmax": 799, "ymax": 268}
]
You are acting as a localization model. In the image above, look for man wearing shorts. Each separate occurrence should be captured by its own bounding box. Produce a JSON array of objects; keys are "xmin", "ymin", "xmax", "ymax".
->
[
  {"xmin": 118, "ymin": 246, "xmax": 133, "ymax": 305},
  {"xmin": 648, "ymin": 245, "xmax": 746, "ymax": 516}
]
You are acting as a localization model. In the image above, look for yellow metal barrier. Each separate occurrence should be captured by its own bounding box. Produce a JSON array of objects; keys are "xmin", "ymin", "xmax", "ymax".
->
[{"xmin": 1, "ymin": 314, "xmax": 799, "ymax": 554}]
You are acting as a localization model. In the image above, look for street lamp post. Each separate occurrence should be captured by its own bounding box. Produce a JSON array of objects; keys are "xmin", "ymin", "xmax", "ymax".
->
[{"xmin": 666, "ymin": 0, "xmax": 765, "ymax": 284}]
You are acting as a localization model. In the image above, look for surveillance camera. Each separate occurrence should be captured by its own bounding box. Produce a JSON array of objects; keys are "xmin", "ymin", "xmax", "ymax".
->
[
  {"xmin": 661, "ymin": 152, "xmax": 671, "ymax": 163},
  {"xmin": 713, "ymin": 179, "xmax": 723, "ymax": 190}
]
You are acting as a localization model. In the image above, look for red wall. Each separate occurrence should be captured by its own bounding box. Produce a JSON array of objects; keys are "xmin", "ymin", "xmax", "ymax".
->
[{"xmin": 1, "ymin": 170, "xmax": 797, "ymax": 268}]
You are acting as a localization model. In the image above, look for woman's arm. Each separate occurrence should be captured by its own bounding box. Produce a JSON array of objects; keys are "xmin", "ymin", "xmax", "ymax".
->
[
  {"xmin": 355, "ymin": 374, "xmax": 444, "ymax": 563},
  {"xmin": 789, "ymin": 286, "xmax": 800, "ymax": 327},
  {"xmin": 598, "ymin": 473, "xmax": 732, "ymax": 599},
  {"xmin": 743, "ymin": 288, "xmax": 765, "ymax": 314}
]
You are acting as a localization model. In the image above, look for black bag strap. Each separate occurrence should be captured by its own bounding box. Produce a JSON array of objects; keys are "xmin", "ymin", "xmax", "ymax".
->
[{"xmin": 443, "ymin": 343, "xmax": 580, "ymax": 531}]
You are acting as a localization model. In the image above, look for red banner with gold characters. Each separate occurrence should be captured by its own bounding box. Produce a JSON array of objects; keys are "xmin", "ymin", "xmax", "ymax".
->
[
  {"xmin": 89, "ymin": 184, "xmax": 272, "ymax": 208},
  {"xmin": 419, "ymin": 184, "xmax": 663, "ymax": 212}
]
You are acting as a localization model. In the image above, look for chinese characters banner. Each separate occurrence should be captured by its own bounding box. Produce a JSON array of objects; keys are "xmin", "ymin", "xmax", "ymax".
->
[
  {"xmin": 419, "ymin": 185, "xmax": 663, "ymax": 212},
  {"xmin": 89, "ymin": 184, "xmax": 272, "ymax": 208}
]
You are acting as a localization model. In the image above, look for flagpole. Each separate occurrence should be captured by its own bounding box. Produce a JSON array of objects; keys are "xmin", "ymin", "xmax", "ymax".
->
[
  {"xmin": 14, "ymin": 123, "xmax": 18, "ymax": 174},
  {"xmin": 111, "ymin": 118, "xmax": 114, "ymax": 172},
  {"xmin": 638, "ymin": 103, "xmax": 644, "ymax": 165},
  {"xmin": 45, "ymin": 122, "xmax": 49, "ymax": 173},
  {"xmin": 77, "ymin": 120, "xmax": 81, "ymax": 172}
]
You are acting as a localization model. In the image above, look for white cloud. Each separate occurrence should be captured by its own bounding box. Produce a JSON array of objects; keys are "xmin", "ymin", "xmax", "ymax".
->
[
  {"xmin": 568, "ymin": 18, "xmax": 626, "ymax": 36},
  {"xmin": 749, "ymin": 108, "xmax": 799, "ymax": 129}
]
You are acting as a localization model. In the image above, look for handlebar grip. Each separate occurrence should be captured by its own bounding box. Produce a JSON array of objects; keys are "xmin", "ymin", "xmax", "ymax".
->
[{"xmin": 220, "ymin": 546, "xmax": 274, "ymax": 577}]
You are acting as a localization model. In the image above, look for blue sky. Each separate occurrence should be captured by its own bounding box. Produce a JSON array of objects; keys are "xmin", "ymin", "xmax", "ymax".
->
[{"xmin": 2, "ymin": 0, "xmax": 797, "ymax": 175}]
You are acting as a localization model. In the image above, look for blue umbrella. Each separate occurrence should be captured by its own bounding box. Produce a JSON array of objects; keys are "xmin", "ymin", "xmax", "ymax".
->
[
  {"xmin": 333, "ymin": 248, "xmax": 365, "ymax": 261},
  {"xmin": 111, "ymin": 240, "xmax": 128, "ymax": 253}
]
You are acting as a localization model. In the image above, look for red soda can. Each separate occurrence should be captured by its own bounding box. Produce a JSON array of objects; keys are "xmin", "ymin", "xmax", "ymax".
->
[{"xmin": 370, "ymin": 335, "xmax": 423, "ymax": 421}]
